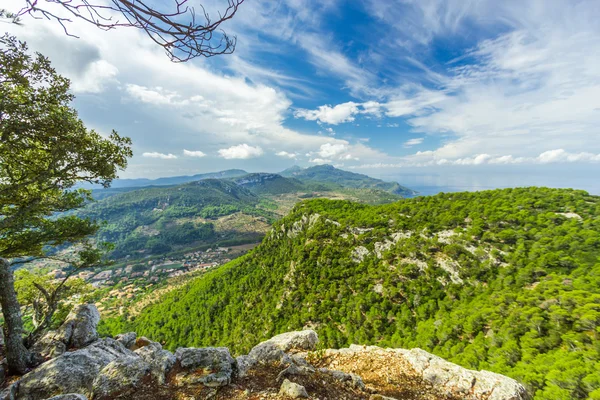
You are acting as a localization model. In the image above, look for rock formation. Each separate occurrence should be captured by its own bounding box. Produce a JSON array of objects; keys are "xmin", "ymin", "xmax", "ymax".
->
[{"xmin": 0, "ymin": 304, "xmax": 529, "ymax": 400}]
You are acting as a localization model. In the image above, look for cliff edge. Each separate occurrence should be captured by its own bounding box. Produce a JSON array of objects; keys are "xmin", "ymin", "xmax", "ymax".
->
[{"xmin": 1, "ymin": 304, "xmax": 528, "ymax": 400}]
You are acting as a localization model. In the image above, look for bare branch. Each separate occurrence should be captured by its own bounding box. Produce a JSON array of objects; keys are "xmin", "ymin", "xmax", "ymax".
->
[{"xmin": 13, "ymin": 0, "xmax": 245, "ymax": 62}]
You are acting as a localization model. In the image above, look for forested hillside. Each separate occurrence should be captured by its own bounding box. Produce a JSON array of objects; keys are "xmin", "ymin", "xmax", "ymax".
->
[
  {"xmin": 280, "ymin": 164, "xmax": 417, "ymax": 196},
  {"xmin": 78, "ymin": 179, "xmax": 273, "ymax": 258},
  {"xmin": 128, "ymin": 188, "xmax": 600, "ymax": 399}
]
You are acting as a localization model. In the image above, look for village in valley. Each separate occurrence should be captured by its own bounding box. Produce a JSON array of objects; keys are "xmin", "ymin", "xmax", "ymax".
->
[{"xmin": 46, "ymin": 243, "xmax": 258, "ymax": 317}]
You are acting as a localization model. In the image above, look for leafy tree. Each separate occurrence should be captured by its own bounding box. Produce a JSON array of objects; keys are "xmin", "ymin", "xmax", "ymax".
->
[{"xmin": 0, "ymin": 35, "xmax": 132, "ymax": 374}]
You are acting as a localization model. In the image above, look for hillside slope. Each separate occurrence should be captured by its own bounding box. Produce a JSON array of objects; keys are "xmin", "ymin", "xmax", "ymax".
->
[
  {"xmin": 131, "ymin": 188, "xmax": 600, "ymax": 399},
  {"xmin": 79, "ymin": 179, "xmax": 272, "ymax": 258}
]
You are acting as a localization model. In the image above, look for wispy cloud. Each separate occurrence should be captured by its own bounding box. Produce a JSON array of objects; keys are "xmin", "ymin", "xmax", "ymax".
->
[
  {"xmin": 142, "ymin": 152, "xmax": 178, "ymax": 159},
  {"xmin": 404, "ymin": 138, "xmax": 424, "ymax": 148}
]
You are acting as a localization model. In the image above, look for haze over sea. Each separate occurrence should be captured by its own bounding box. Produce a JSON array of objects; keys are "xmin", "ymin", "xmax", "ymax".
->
[{"xmin": 377, "ymin": 164, "xmax": 600, "ymax": 197}]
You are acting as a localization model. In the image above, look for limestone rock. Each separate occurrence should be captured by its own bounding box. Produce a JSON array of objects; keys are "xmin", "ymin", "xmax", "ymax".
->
[
  {"xmin": 238, "ymin": 331, "xmax": 318, "ymax": 379},
  {"xmin": 279, "ymin": 379, "xmax": 308, "ymax": 398},
  {"xmin": 134, "ymin": 341, "xmax": 176, "ymax": 384},
  {"xmin": 16, "ymin": 338, "xmax": 133, "ymax": 400},
  {"xmin": 175, "ymin": 347, "xmax": 235, "ymax": 388},
  {"xmin": 115, "ymin": 332, "xmax": 137, "ymax": 350},
  {"xmin": 44, "ymin": 395, "xmax": 88, "ymax": 400},
  {"xmin": 247, "ymin": 341, "xmax": 292, "ymax": 366},
  {"xmin": 91, "ymin": 356, "xmax": 151, "ymax": 400},
  {"xmin": 262, "ymin": 330, "xmax": 319, "ymax": 353},
  {"xmin": 399, "ymin": 348, "xmax": 527, "ymax": 399},
  {"xmin": 30, "ymin": 333, "xmax": 66, "ymax": 359},
  {"xmin": 319, "ymin": 368, "xmax": 365, "ymax": 390},
  {"xmin": 235, "ymin": 355, "xmax": 254, "ymax": 378},
  {"xmin": 56, "ymin": 304, "xmax": 101, "ymax": 349}
]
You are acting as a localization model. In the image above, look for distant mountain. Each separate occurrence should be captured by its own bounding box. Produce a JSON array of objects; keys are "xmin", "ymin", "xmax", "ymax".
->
[
  {"xmin": 79, "ymin": 179, "xmax": 271, "ymax": 259},
  {"xmin": 231, "ymin": 173, "xmax": 307, "ymax": 195},
  {"xmin": 280, "ymin": 164, "xmax": 416, "ymax": 196},
  {"xmin": 96, "ymin": 169, "xmax": 248, "ymax": 189}
]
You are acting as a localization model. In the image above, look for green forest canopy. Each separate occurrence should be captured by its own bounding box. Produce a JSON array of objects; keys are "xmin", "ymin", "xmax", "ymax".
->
[{"xmin": 103, "ymin": 187, "xmax": 600, "ymax": 399}]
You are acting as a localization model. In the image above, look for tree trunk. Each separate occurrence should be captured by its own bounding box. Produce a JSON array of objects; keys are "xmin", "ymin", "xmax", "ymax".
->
[{"xmin": 0, "ymin": 257, "xmax": 30, "ymax": 374}]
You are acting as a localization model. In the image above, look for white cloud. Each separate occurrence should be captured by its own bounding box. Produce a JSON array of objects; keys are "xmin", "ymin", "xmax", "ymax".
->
[
  {"xmin": 309, "ymin": 158, "xmax": 333, "ymax": 164},
  {"xmin": 295, "ymin": 102, "xmax": 385, "ymax": 125},
  {"xmin": 404, "ymin": 138, "xmax": 424, "ymax": 148},
  {"xmin": 295, "ymin": 102, "xmax": 359, "ymax": 125},
  {"xmin": 317, "ymin": 143, "xmax": 348, "ymax": 158},
  {"xmin": 275, "ymin": 151, "xmax": 298, "ymax": 159},
  {"xmin": 142, "ymin": 152, "xmax": 178, "ymax": 159},
  {"xmin": 218, "ymin": 144, "xmax": 264, "ymax": 159},
  {"xmin": 183, "ymin": 149, "xmax": 206, "ymax": 158}
]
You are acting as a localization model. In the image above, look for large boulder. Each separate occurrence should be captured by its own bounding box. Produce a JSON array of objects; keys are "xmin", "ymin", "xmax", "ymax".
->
[
  {"xmin": 237, "ymin": 330, "xmax": 318, "ymax": 377},
  {"xmin": 91, "ymin": 357, "xmax": 151, "ymax": 400},
  {"xmin": 322, "ymin": 345, "xmax": 528, "ymax": 400},
  {"xmin": 58, "ymin": 305, "xmax": 101, "ymax": 349},
  {"xmin": 398, "ymin": 348, "xmax": 527, "ymax": 400},
  {"xmin": 31, "ymin": 305, "xmax": 101, "ymax": 359},
  {"xmin": 134, "ymin": 341, "xmax": 176, "ymax": 384},
  {"xmin": 279, "ymin": 379, "xmax": 308, "ymax": 398},
  {"xmin": 262, "ymin": 330, "xmax": 319, "ymax": 353},
  {"xmin": 174, "ymin": 347, "xmax": 235, "ymax": 388},
  {"xmin": 16, "ymin": 338, "xmax": 133, "ymax": 400}
]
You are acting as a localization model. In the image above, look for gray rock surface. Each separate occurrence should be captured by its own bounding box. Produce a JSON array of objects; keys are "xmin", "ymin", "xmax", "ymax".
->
[
  {"xmin": 264, "ymin": 330, "xmax": 319, "ymax": 353},
  {"xmin": 239, "ymin": 330, "xmax": 318, "ymax": 375},
  {"xmin": 91, "ymin": 356, "xmax": 151, "ymax": 400},
  {"xmin": 399, "ymin": 348, "xmax": 527, "ymax": 400},
  {"xmin": 32, "ymin": 305, "xmax": 101, "ymax": 359},
  {"xmin": 279, "ymin": 379, "xmax": 308, "ymax": 398},
  {"xmin": 174, "ymin": 347, "xmax": 235, "ymax": 388},
  {"xmin": 134, "ymin": 341, "xmax": 175, "ymax": 384},
  {"xmin": 44, "ymin": 395, "xmax": 88, "ymax": 400},
  {"xmin": 115, "ymin": 332, "xmax": 137, "ymax": 350},
  {"xmin": 16, "ymin": 338, "xmax": 133, "ymax": 400},
  {"xmin": 29, "ymin": 334, "xmax": 66, "ymax": 359},
  {"xmin": 58, "ymin": 304, "xmax": 101, "ymax": 349},
  {"xmin": 326, "ymin": 345, "xmax": 528, "ymax": 400}
]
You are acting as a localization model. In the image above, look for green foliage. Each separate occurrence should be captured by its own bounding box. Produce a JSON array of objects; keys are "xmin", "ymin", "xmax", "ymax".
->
[
  {"xmin": 14, "ymin": 269, "xmax": 91, "ymax": 332},
  {"xmin": 78, "ymin": 179, "xmax": 269, "ymax": 258},
  {"xmin": 0, "ymin": 33, "xmax": 132, "ymax": 261},
  {"xmin": 132, "ymin": 187, "xmax": 600, "ymax": 399}
]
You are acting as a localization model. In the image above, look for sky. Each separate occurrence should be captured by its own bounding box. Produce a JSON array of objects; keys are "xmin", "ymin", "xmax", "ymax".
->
[{"xmin": 3, "ymin": 0, "xmax": 600, "ymax": 192}]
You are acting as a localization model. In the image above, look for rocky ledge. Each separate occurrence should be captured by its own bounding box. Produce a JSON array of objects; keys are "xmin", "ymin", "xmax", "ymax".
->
[{"xmin": 1, "ymin": 304, "xmax": 529, "ymax": 400}]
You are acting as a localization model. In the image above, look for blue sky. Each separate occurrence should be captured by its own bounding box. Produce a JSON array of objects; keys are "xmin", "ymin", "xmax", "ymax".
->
[{"xmin": 4, "ymin": 0, "xmax": 600, "ymax": 190}]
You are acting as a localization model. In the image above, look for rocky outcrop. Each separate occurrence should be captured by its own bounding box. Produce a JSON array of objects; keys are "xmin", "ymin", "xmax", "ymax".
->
[
  {"xmin": 236, "ymin": 330, "xmax": 318, "ymax": 378},
  {"xmin": 134, "ymin": 341, "xmax": 176, "ymax": 385},
  {"xmin": 174, "ymin": 347, "xmax": 235, "ymax": 388},
  {"xmin": 31, "ymin": 305, "xmax": 101, "ymax": 359},
  {"xmin": 92, "ymin": 356, "xmax": 151, "ymax": 399},
  {"xmin": 1, "ymin": 305, "xmax": 528, "ymax": 400},
  {"xmin": 318, "ymin": 345, "xmax": 529, "ymax": 400},
  {"xmin": 16, "ymin": 338, "xmax": 131, "ymax": 400},
  {"xmin": 57, "ymin": 304, "xmax": 101, "ymax": 349}
]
